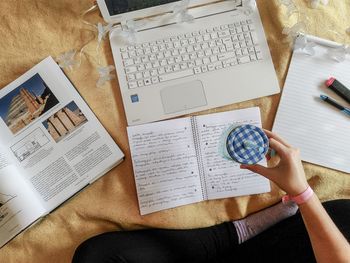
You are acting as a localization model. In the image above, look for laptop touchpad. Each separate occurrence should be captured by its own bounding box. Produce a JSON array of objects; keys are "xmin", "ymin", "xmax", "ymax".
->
[{"xmin": 160, "ymin": 80, "xmax": 207, "ymax": 114}]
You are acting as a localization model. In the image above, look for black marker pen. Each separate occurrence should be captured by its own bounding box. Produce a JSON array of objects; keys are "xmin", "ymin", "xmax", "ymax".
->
[{"xmin": 325, "ymin": 77, "xmax": 350, "ymax": 104}]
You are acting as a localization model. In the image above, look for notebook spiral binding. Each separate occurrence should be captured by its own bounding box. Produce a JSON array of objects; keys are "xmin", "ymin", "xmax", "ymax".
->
[{"xmin": 190, "ymin": 116, "xmax": 208, "ymax": 200}]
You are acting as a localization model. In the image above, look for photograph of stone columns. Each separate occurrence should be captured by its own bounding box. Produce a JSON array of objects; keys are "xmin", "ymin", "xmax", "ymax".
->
[
  {"xmin": 0, "ymin": 74, "xmax": 59, "ymax": 134},
  {"xmin": 42, "ymin": 101, "xmax": 88, "ymax": 143}
]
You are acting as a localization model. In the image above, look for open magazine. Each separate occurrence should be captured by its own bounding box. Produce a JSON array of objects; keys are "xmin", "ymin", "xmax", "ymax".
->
[{"xmin": 0, "ymin": 57, "xmax": 124, "ymax": 247}]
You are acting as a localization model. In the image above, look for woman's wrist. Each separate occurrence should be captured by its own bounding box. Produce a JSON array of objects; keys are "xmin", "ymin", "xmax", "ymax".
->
[
  {"xmin": 298, "ymin": 192, "xmax": 318, "ymax": 209},
  {"xmin": 288, "ymin": 182, "xmax": 309, "ymax": 196},
  {"xmin": 283, "ymin": 186, "xmax": 314, "ymax": 205}
]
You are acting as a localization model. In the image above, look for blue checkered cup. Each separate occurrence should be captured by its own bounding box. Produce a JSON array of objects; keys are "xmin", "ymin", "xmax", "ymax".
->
[{"xmin": 219, "ymin": 124, "xmax": 270, "ymax": 165}]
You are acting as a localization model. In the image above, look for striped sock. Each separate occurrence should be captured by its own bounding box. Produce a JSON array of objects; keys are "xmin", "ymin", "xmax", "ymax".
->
[{"xmin": 233, "ymin": 201, "xmax": 298, "ymax": 244}]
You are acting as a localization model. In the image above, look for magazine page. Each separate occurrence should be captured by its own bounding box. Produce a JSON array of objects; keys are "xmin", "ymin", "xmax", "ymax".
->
[
  {"xmin": 0, "ymin": 57, "xmax": 124, "ymax": 212},
  {"xmin": 195, "ymin": 107, "xmax": 270, "ymax": 200},
  {"xmin": 0, "ymin": 149, "xmax": 46, "ymax": 248}
]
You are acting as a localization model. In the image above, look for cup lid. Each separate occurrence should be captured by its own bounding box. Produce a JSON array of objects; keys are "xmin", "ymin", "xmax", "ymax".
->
[{"xmin": 226, "ymin": 124, "xmax": 269, "ymax": 164}]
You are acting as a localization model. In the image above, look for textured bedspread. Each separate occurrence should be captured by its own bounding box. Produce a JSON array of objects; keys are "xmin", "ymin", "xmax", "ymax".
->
[{"xmin": 0, "ymin": 0, "xmax": 349, "ymax": 262}]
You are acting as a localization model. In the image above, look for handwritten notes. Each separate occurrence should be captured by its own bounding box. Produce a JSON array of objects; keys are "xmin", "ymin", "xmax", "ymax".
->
[
  {"xmin": 196, "ymin": 109, "xmax": 270, "ymax": 199},
  {"xmin": 127, "ymin": 118, "xmax": 202, "ymax": 215},
  {"xmin": 127, "ymin": 107, "xmax": 270, "ymax": 215}
]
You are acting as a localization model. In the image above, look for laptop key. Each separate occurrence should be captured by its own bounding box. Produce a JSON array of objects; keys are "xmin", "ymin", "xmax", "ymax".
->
[
  {"xmin": 159, "ymin": 69, "xmax": 194, "ymax": 82},
  {"xmin": 150, "ymin": 69, "xmax": 158, "ymax": 76},
  {"xmin": 180, "ymin": 63, "xmax": 188, "ymax": 70},
  {"xmin": 237, "ymin": 34, "xmax": 245, "ymax": 41},
  {"xmin": 242, "ymin": 48, "xmax": 249, "ymax": 56},
  {"xmin": 125, "ymin": 66, "xmax": 137, "ymax": 74},
  {"xmin": 233, "ymin": 42, "xmax": 240, "ymax": 49},
  {"xmin": 173, "ymin": 64, "xmax": 181, "ymax": 71},
  {"xmin": 218, "ymin": 52, "xmax": 236, "ymax": 61},
  {"xmin": 256, "ymin": 52, "xmax": 263, "ymax": 60},
  {"xmin": 127, "ymin": 74, "xmax": 136, "ymax": 81},
  {"xmin": 208, "ymin": 64, "xmax": 215, "ymax": 71},
  {"xmin": 223, "ymin": 58, "xmax": 237, "ymax": 66},
  {"xmin": 219, "ymin": 46, "xmax": 226, "ymax": 53},
  {"xmin": 151, "ymin": 77, "xmax": 159, "ymax": 84},
  {"xmin": 243, "ymin": 32, "xmax": 251, "ymax": 40},
  {"xmin": 226, "ymin": 44, "xmax": 234, "ymax": 52},
  {"xmin": 158, "ymin": 67, "xmax": 166, "ymax": 74},
  {"xmin": 121, "ymin": 52, "xmax": 129, "ymax": 59},
  {"xmin": 129, "ymin": 50, "xmax": 136, "ymax": 57},
  {"xmin": 195, "ymin": 59, "xmax": 203, "ymax": 66},
  {"xmin": 144, "ymin": 78, "xmax": 152, "ymax": 86},
  {"xmin": 129, "ymin": 81, "xmax": 138, "ymax": 89},
  {"xmin": 230, "ymin": 60, "xmax": 239, "ymax": 66},
  {"xmin": 135, "ymin": 72, "xmax": 143, "ymax": 79},
  {"xmin": 188, "ymin": 62, "xmax": 195, "ymax": 68},
  {"xmin": 165, "ymin": 66, "xmax": 173, "ymax": 73},
  {"xmin": 203, "ymin": 57, "xmax": 210, "ymax": 64},
  {"xmin": 250, "ymin": 31, "xmax": 259, "ymax": 44},
  {"xmin": 255, "ymin": 46, "xmax": 263, "ymax": 59},
  {"xmin": 238, "ymin": 55, "xmax": 251, "ymax": 64},
  {"xmin": 246, "ymin": 39, "xmax": 253, "ymax": 46},
  {"xmin": 210, "ymin": 55, "xmax": 218, "ymax": 62},
  {"xmin": 215, "ymin": 63, "xmax": 223, "ymax": 70},
  {"xmin": 124, "ymin": 58, "xmax": 134, "ymax": 67},
  {"xmin": 137, "ymin": 80, "xmax": 144, "ymax": 87},
  {"xmin": 250, "ymin": 55, "xmax": 257, "ymax": 61},
  {"xmin": 194, "ymin": 67, "xmax": 201, "ymax": 74}
]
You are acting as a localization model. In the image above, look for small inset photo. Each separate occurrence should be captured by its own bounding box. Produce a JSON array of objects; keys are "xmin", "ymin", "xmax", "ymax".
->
[
  {"xmin": 0, "ymin": 192, "xmax": 17, "ymax": 209},
  {"xmin": 0, "ymin": 73, "xmax": 59, "ymax": 134},
  {"xmin": 42, "ymin": 101, "xmax": 88, "ymax": 143}
]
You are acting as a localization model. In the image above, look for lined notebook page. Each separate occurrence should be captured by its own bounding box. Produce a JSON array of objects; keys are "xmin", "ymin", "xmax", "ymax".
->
[
  {"xmin": 127, "ymin": 118, "xmax": 203, "ymax": 215},
  {"xmin": 273, "ymin": 45, "xmax": 350, "ymax": 173},
  {"xmin": 196, "ymin": 107, "xmax": 270, "ymax": 200}
]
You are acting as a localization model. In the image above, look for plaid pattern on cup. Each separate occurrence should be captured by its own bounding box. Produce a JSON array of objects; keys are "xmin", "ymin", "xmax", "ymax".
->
[{"xmin": 226, "ymin": 124, "xmax": 269, "ymax": 164}]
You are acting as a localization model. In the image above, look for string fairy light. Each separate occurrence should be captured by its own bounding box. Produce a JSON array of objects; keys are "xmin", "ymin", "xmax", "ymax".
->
[
  {"xmin": 56, "ymin": 0, "xmax": 195, "ymax": 87},
  {"xmin": 56, "ymin": 0, "xmax": 349, "ymax": 87},
  {"xmin": 310, "ymin": 0, "xmax": 329, "ymax": 9},
  {"xmin": 293, "ymin": 34, "xmax": 317, "ymax": 55},
  {"xmin": 233, "ymin": 0, "xmax": 257, "ymax": 16},
  {"xmin": 279, "ymin": 0, "xmax": 349, "ymax": 62},
  {"xmin": 172, "ymin": 0, "xmax": 195, "ymax": 23}
]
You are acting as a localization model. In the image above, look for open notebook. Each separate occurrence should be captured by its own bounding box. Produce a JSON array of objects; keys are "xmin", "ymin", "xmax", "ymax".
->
[
  {"xmin": 127, "ymin": 107, "xmax": 270, "ymax": 215},
  {"xmin": 273, "ymin": 36, "xmax": 350, "ymax": 173}
]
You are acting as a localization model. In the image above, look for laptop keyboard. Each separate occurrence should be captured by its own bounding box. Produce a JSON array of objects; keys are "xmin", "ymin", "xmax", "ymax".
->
[{"xmin": 120, "ymin": 19, "xmax": 263, "ymax": 89}]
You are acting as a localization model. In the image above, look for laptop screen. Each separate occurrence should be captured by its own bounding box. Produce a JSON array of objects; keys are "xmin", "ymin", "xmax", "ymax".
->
[{"xmin": 105, "ymin": 0, "xmax": 180, "ymax": 16}]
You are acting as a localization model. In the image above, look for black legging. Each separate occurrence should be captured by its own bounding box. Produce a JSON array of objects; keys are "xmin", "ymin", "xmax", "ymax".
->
[{"xmin": 72, "ymin": 200, "xmax": 350, "ymax": 263}]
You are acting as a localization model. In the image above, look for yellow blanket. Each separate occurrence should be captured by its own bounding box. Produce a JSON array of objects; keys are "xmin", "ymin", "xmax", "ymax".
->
[{"xmin": 0, "ymin": 0, "xmax": 349, "ymax": 262}]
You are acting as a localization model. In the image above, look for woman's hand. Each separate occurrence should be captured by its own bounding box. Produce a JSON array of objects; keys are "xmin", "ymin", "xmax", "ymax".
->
[
  {"xmin": 240, "ymin": 129, "xmax": 309, "ymax": 196},
  {"xmin": 242, "ymin": 130, "xmax": 350, "ymax": 263}
]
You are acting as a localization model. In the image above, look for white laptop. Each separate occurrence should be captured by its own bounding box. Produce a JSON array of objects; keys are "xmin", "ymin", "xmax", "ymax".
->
[{"xmin": 97, "ymin": 0, "xmax": 280, "ymax": 125}]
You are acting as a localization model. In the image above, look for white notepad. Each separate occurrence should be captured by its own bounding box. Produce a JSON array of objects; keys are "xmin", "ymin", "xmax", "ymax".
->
[{"xmin": 273, "ymin": 37, "xmax": 350, "ymax": 173}]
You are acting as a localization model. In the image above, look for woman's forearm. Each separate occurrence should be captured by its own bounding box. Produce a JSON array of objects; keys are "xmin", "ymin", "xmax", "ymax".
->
[
  {"xmin": 242, "ymin": 130, "xmax": 349, "ymax": 262},
  {"xmin": 299, "ymin": 195, "xmax": 350, "ymax": 263}
]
